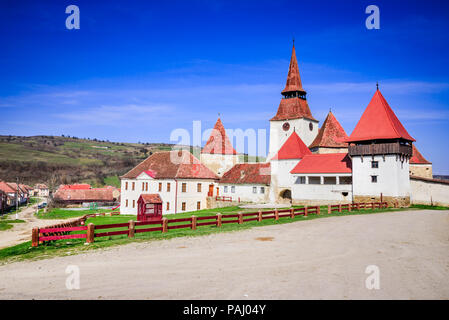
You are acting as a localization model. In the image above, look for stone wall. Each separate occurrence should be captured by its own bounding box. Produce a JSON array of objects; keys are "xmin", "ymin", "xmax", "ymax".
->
[
  {"xmin": 353, "ymin": 195, "xmax": 410, "ymax": 207},
  {"xmin": 410, "ymin": 164, "xmax": 433, "ymax": 179},
  {"xmin": 410, "ymin": 176, "xmax": 449, "ymax": 206}
]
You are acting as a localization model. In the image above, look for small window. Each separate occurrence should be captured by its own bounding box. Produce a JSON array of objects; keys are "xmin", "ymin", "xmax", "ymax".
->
[
  {"xmin": 231, "ymin": 186, "xmax": 235, "ymax": 193},
  {"xmin": 260, "ymin": 187, "xmax": 265, "ymax": 194},
  {"xmin": 372, "ymin": 161, "xmax": 379, "ymax": 168},
  {"xmin": 324, "ymin": 177, "xmax": 336, "ymax": 185},
  {"xmin": 253, "ymin": 187, "xmax": 257, "ymax": 194},
  {"xmin": 166, "ymin": 202, "xmax": 169, "ymax": 211},
  {"xmin": 296, "ymin": 176, "xmax": 306, "ymax": 184},
  {"xmin": 125, "ymin": 182, "xmax": 128, "ymax": 190},
  {"xmin": 132, "ymin": 182, "xmax": 135, "ymax": 191},
  {"xmin": 340, "ymin": 176, "xmax": 352, "ymax": 185},
  {"xmin": 182, "ymin": 202, "xmax": 186, "ymax": 211},
  {"xmin": 197, "ymin": 201, "xmax": 201, "ymax": 210},
  {"xmin": 167, "ymin": 183, "xmax": 171, "ymax": 192},
  {"xmin": 224, "ymin": 186, "xmax": 228, "ymax": 193},
  {"xmin": 182, "ymin": 183, "xmax": 187, "ymax": 193},
  {"xmin": 158, "ymin": 183, "xmax": 162, "ymax": 192},
  {"xmin": 142, "ymin": 182, "xmax": 145, "ymax": 191},
  {"xmin": 309, "ymin": 177, "xmax": 321, "ymax": 185},
  {"xmin": 126, "ymin": 199, "xmax": 128, "ymax": 207},
  {"xmin": 197, "ymin": 183, "xmax": 202, "ymax": 192},
  {"xmin": 132, "ymin": 200, "xmax": 135, "ymax": 208},
  {"xmin": 371, "ymin": 176, "xmax": 378, "ymax": 183}
]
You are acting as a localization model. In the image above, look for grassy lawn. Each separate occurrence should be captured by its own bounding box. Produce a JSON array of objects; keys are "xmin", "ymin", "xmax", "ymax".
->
[
  {"xmin": 0, "ymin": 218, "xmax": 25, "ymax": 231},
  {"xmin": 36, "ymin": 208, "xmax": 116, "ymax": 220},
  {"xmin": 0, "ymin": 205, "xmax": 411, "ymax": 264},
  {"xmin": 410, "ymin": 204, "xmax": 449, "ymax": 210}
]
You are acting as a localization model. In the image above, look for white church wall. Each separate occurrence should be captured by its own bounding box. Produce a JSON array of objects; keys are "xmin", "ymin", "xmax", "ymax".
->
[
  {"xmin": 200, "ymin": 153, "xmax": 239, "ymax": 177},
  {"xmin": 410, "ymin": 178, "xmax": 449, "ymax": 206},
  {"xmin": 291, "ymin": 174, "xmax": 352, "ymax": 204},
  {"xmin": 219, "ymin": 184, "xmax": 269, "ymax": 203}
]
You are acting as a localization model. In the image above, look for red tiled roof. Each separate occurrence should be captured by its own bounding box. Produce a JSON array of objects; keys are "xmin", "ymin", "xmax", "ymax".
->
[
  {"xmin": 141, "ymin": 170, "xmax": 156, "ymax": 178},
  {"xmin": 281, "ymin": 44, "xmax": 305, "ymax": 94},
  {"xmin": 220, "ymin": 163, "xmax": 271, "ymax": 185},
  {"xmin": 410, "ymin": 145, "xmax": 431, "ymax": 164},
  {"xmin": 309, "ymin": 111, "xmax": 348, "ymax": 149},
  {"xmin": 290, "ymin": 153, "xmax": 352, "ymax": 174},
  {"xmin": 270, "ymin": 97, "xmax": 317, "ymax": 121},
  {"xmin": 122, "ymin": 150, "xmax": 219, "ymax": 180},
  {"xmin": 272, "ymin": 131, "xmax": 312, "ymax": 160},
  {"xmin": 59, "ymin": 184, "xmax": 91, "ymax": 190},
  {"xmin": 6, "ymin": 182, "xmax": 26, "ymax": 194},
  {"xmin": 347, "ymin": 90, "xmax": 415, "ymax": 143},
  {"xmin": 138, "ymin": 194, "xmax": 162, "ymax": 204},
  {"xmin": 0, "ymin": 181, "xmax": 16, "ymax": 193},
  {"xmin": 202, "ymin": 118, "xmax": 237, "ymax": 155},
  {"xmin": 54, "ymin": 188, "xmax": 116, "ymax": 202}
]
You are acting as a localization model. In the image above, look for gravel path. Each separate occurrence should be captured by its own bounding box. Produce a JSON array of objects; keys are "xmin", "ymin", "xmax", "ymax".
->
[{"xmin": 0, "ymin": 209, "xmax": 448, "ymax": 299}]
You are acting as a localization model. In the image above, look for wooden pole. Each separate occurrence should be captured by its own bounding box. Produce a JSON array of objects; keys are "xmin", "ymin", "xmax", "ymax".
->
[
  {"xmin": 128, "ymin": 220, "xmax": 135, "ymax": 238},
  {"xmin": 191, "ymin": 215, "xmax": 197, "ymax": 230},
  {"xmin": 216, "ymin": 213, "xmax": 222, "ymax": 227},
  {"xmin": 338, "ymin": 204, "xmax": 342, "ymax": 213},
  {"xmin": 162, "ymin": 218, "xmax": 168, "ymax": 233},
  {"xmin": 258, "ymin": 210, "xmax": 262, "ymax": 222},
  {"xmin": 32, "ymin": 227, "xmax": 39, "ymax": 247},
  {"xmin": 290, "ymin": 208, "xmax": 295, "ymax": 219},
  {"xmin": 274, "ymin": 209, "xmax": 279, "ymax": 221},
  {"xmin": 348, "ymin": 203, "xmax": 352, "ymax": 212},
  {"xmin": 86, "ymin": 223, "xmax": 95, "ymax": 243},
  {"xmin": 304, "ymin": 206, "xmax": 308, "ymax": 217},
  {"xmin": 328, "ymin": 205, "xmax": 331, "ymax": 214},
  {"xmin": 238, "ymin": 213, "xmax": 243, "ymax": 224},
  {"xmin": 316, "ymin": 206, "xmax": 320, "ymax": 215}
]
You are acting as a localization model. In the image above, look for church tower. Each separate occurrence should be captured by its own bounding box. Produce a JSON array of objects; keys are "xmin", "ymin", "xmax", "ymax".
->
[
  {"xmin": 347, "ymin": 88, "xmax": 415, "ymax": 206},
  {"xmin": 200, "ymin": 117, "xmax": 239, "ymax": 177},
  {"xmin": 268, "ymin": 43, "xmax": 319, "ymax": 160}
]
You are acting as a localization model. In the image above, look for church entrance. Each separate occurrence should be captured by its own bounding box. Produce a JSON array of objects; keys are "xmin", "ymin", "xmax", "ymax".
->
[{"xmin": 279, "ymin": 189, "xmax": 292, "ymax": 203}]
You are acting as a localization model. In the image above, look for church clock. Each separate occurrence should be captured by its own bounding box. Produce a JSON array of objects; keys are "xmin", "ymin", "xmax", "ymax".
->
[{"xmin": 282, "ymin": 122, "xmax": 290, "ymax": 131}]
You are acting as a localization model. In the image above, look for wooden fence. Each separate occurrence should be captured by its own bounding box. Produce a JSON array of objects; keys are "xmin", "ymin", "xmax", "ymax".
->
[{"xmin": 31, "ymin": 202, "xmax": 387, "ymax": 247}]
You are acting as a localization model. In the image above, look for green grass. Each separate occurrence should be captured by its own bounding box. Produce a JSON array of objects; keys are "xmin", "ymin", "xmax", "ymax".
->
[
  {"xmin": 36, "ymin": 208, "xmax": 115, "ymax": 220},
  {"xmin": 410, "ymin": 204, "xmax": 449, "ymax": 210},
  {"xmin": 0, "ymin": 219, "xmax": 25, "ymax": 231},
  {"xmin": 0, "ymin": 205, "xmax": 407, "ymax": 264},
  {"xmin": 103, "ymin": 175, "xmax": 121, "ymax": 188}
]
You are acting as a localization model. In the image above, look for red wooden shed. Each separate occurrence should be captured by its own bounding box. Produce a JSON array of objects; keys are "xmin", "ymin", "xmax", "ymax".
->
[{"xmin": 137, "ymin": 194, "xmax": 163, "ymax": 222}]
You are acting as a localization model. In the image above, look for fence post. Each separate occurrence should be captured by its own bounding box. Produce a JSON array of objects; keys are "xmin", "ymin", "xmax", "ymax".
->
[
  {"xmin": 86, "ymin": 223, "xmax": 95, "ymax": 244},
  {"xmin": 316, "ymin": 206, "xmax": 320, "ymax": 215},
  {"xmin": 128, "ymin": 220, "xmax": 135, "ymax": 238},
  {"xmin": 290, "ymin": 208, "xmax": 295, "ymax": 219},
  {"xmin": 304, "ymin": 206, "xmax": 308, "ymax": 217},
  {"xmin": 258, "ymin": 210, "xmax": 262, "ymax": 222},
  {"xmin": 32, "ymin": 228, "xmax": 39, "ymax": 247},
  {"xmin": 216, "ymin": 213, "xmax": 222, "ymax": 227},
  {"xmin": 371, "ymin": 202, "xmax": 375, "ymax": 210},
  {"xmin": 327, "ymin": 205, "xmax": 331, "ymax": 214},
  {"xmin": 274, "ymin": 209, "xmax": 279, "ymax": 221},
  {"xmin": 338, "ymin": 204, "xmax": 342, "ymax": 213},
  {"xmin": 191, "ymin": 215, "xmax": 197, "ymax": 230},
  {"xmin": 238, "ymin": 213, "xmax": 243, "ymax": 224},
  {"xmin": 348, "ymin": 203, "xmax": 352, "ymax": 212},
  {"xmin": 162, "ymin": 218, "xmax": 168, "ymax": 233}
]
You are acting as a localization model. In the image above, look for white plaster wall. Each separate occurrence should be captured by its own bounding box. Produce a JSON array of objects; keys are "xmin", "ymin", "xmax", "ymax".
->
[
  {"xmin": 269, "ymin": 159, "xmax": 300, "ymax": 203},
  {"xmin": 291, "ymin": 174, "xmax": 353, "ymax": 202},
  {"xmin": 200, "ymin": 153, "xmax": 239, "ymax": 177},
  {"xmin": 268, "ymin": 118, "xmax": 318, "ymax": 159},
  {"xmin": 410, "ymin": 179, "xmax": 449, "ymax": 206},
  {"xmin": 352, "ymin": 155, "xmax": 410, "ymax": 198},
  {"xmin": 219, "ymin": 184, "xmax": 269, "ymax": 203},
  {"xmin": 120, "ymin": 177, "xmax": 215, "ymax": 215}
]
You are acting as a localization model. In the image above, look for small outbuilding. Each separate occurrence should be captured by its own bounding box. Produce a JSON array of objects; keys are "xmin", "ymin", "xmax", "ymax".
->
[{"xmin": 137, "ymin": 194, "xmax": 163, "ymax": 221}]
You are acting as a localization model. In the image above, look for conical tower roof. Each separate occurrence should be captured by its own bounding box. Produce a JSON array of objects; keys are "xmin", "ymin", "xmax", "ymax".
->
[
  {"xmin": 201, "ymin": 118, "xmax": 237, "ymax": 155},
  {"xmin": 410, "ymin": 145, "xmax": 431, "ymax": 164},
  {"xmin": 271, "ymin": 131, "xmax": 312, "ymax": 160},
  {"xmin": 281, "ymin": 44, "xmax": 305, "ymax": 94},
  {"xmin": 309, "ymin": 111, "xmax": 348, "ymax": 148},
  {"xmin": 347, "ymin": 89, "xmax": 415, "ymax": 143}
]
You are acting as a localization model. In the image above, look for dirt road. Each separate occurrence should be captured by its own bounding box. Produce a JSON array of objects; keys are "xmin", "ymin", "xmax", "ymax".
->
[
  {"xmin": 0, "ymin": 202, "xmax": 67, "ymax": 249},
  {"xmin": 0, "ymin": 209, "xmax": 448, "ymax": 299}
]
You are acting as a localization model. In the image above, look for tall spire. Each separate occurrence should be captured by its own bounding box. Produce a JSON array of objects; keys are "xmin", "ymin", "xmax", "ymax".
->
[
  {"xmin": 281, "ymin": 43, "xmax": 306, "ymax": 97},
  {"xmin": 201, "ymin": 117, "xmax": 237, "ymax": 155}
]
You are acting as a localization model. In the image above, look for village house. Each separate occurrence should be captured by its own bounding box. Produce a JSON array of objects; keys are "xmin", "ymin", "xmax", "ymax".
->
[
  {"xmin": 120, "ymin": 150, "xmax": 218, "ymax": 215},
  {"xmin": 0, "ymin": 181, "xmax": 17, "ymax": 207},
  {"xmin": 53, "ymin": 184, "xmax": 120, "ymax": 206},
  {"xmin": 33, "ymin": 183, "xmax": 50, "ymax": 197},
  {"xmin": 409, "ymin": 145, "xmax": 433, "ymax": 179}
]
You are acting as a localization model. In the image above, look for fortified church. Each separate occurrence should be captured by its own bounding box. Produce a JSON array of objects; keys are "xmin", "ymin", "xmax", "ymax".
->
[{"xmin": 120, "ymin": 44, "xmax": 435, "ymax": 215}]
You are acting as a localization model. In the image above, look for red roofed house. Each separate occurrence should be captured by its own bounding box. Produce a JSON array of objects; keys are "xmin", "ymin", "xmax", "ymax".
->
[
  {"xmin": 347, "ymin": 88, "xmax": 415, "ymax": 206},
  {"xmin": 309, "ymin": 111, "xmax": 349, "ymax": 154},
  {"xmin": 268, "ymin": 43, "xmax": 319, "ymax": 160},
  {"xmin": 219, "ymin": 163, "xmax": 271, "ymax": 203},
  {"xmin": 0, "ymin": 181, "xmax": 17, "ymax": 207},
  {"xmin": 200, "ymin": 117, "xmax": 239, "ymax": 177},
  {"xmin": 120, "ymin": 150, "xmax": 219, "ymax": 215},
  {"xmin": 269, "ymin": 131, "xmax": 311, "ymax": 203},
  {"xmin": 53, "ymin": 187, "xmax": 119, "ymax": 206},
  {"xmin": 290, "ymin": 153, "xmax": 353, "ymax": 204},
  {"xmin": 409, "ymin": 145, "xmax": 432, "ymax": 179}
]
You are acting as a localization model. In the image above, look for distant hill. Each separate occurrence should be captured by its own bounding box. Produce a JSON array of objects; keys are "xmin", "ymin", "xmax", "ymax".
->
[{"xmin": 0, "ymin": 135, "xmax": 192, "ymax": 189}]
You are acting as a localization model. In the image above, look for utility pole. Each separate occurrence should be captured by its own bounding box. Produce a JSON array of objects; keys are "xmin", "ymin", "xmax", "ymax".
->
[{"xmin": 15, "ymin": 177, "xmax": 19, "ymax": 220}]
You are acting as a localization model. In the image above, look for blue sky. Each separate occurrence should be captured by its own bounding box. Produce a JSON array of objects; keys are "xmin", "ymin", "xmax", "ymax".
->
[{"xmin": 1, "ymin": 0, "xmax": 449, "ymax": 174}]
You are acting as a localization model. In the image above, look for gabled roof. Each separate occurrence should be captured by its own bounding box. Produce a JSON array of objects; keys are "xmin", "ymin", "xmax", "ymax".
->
[
  {"xmin": 270, "ymin": 97, "xmax": 317, "ymax": 121},
  {"xmin": 201, "ymin": 118, "xmax": 237, "ymax": 155},
  {"xmin": 410, "ymin": 145, "xmax": 431, "ymax": 164},
  {"xmin": 54, "ymin": 189, "xmax": 116, "ymax": 202},
  {"xmin": 272, "ymin": 131, "xmax": 312, "ymax": 160},
  {"xmin": 281, "ymin": 44, "xmax": 305, "ymax": 94},
  {"xmin": 138, "ymin": 194, "xmax": 162, "ymax": 204},
  {"xmin": 309, "ymin": 111, "xmax": 348, "ymax": 149},
  {"xmin": 122, "ymin": 150, "xmax": 219, "ymax": 180},
  {"xmin": 347, "ymin": 90, "xmax": 415, "ymax": 143},
  {"xmin": 139, "ymin": 170, "xmax": 156, "ymax": 178},
  {"xmin": 290, "ymin": 153, "xmax": 352, "ymax": 174},
  {"xmin": 220, "ymin": 163, "xmax": 271, "ymax": 185},
  {"xmin": 0, "ymin": 181, "xmax": 16, "ymax": 193},
  {"xmin": 59, "ymin": 184, "xmax": 91, "ymax": 190},
  {"xmin": 6, "ymin": 182, "xmax": 26, "ymax": 194}
]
